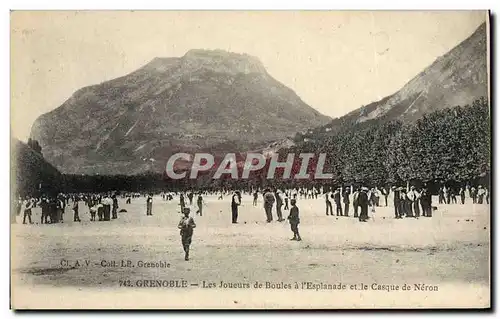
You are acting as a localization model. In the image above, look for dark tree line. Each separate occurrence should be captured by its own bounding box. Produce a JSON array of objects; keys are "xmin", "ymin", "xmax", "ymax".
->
[{"xmin": 289, "ymin": 97, "xmax": 490, "ymax": 187}]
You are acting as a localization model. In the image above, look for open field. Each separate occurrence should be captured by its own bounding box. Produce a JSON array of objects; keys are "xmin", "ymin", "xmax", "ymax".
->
[{"xmin": 11, "ymin": 194, "xmax": 490, "ymax": 309}]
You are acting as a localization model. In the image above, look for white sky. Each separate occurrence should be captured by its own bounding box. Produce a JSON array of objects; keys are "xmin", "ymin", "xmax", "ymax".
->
[{"xmin": 10, "ymin": 11, "xmax": 487, "ymax": 141}]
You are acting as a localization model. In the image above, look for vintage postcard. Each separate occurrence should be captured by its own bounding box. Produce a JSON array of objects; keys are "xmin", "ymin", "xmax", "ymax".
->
[{"xmin": 10, "ymin": 11, "xmax": 490, "ymax": 309}]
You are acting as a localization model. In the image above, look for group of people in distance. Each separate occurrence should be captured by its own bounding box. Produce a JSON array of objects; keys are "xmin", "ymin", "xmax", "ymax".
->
[{"xmin": 14, "ymin": 182, "xmax": 489, "ymax": 262}]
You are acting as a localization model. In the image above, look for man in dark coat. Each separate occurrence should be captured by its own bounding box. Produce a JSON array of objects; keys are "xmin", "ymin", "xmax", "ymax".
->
[
  {"xmin": 72, "ymin": 199, "xmax": 81, "ymax": 222},
  {"xmin": 352, "ymin": 188, "xmax": 360, "ymax": 218},
  {"xmin": 231, "ymin": 191, "xmax": 241, "ymax": 224},
  {"xmin": 358, "ymin": 187, "xmax": 369, "ymax": 222},
  {"xmin": 342, "ymin": 187, "xmax": 350, "ymax": 217},
  {"xmin": 112, "ymin": 195, "xmax": 118, "ymax": 219},
  {"xmin": 263, "ymin": 189, "xmax": 275, "ymax": 223},
  {"xmin": 287, "ymin": 199, "xmax": 301, "ymax": 241},
  {"xmin": 333, "ymin": 188, "xmax": 343, "ymax": 216},
  {"xmin": 393, "ymin": 186, "xmax": 401, "ymax": 219}
]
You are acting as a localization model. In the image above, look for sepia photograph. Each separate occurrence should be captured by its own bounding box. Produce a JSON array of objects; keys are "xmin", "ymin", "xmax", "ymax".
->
[{"xmin": 9, "ymin": 10, "xmax": 490, "ymax": 309}]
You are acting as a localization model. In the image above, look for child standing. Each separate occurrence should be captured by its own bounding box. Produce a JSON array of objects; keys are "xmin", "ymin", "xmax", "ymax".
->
[
  {"xmin": 178, "ymin": 207, "xmax": 196, "ymax": 261},
  {"xmin": 287, "ymin": 199, "xmax": 301, "ymax": 241}
]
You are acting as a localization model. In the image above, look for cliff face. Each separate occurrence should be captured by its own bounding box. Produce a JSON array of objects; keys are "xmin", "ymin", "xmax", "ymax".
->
[
  {"xmin": 30, "ymin": 49, "xmax": 330, "ymax": 174},
  {"xmin": 312, "ymin": 22, "xmax": 488, "ymax": 137}
]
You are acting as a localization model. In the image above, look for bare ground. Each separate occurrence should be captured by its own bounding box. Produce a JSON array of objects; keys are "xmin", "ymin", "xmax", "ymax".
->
[{"xmin": 10, "ymin": 195, "xmax": 490, "ymax": 309}]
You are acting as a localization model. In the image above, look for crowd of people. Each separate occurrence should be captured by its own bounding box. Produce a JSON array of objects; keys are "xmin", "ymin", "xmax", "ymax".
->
[{"xmin": 14, "ymin": 183, "xmax": 489, "ymax": 261}]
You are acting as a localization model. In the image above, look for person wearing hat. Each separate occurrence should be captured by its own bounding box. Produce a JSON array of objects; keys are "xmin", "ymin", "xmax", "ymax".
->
[
  {"xmin": 146, "ymin": 193, "xmax": 153, "ymax": 216},
  {"xmin": 358, "ymin": 187, "xmax": 369, "ymax": 222},
  {"xmin": 352, "ymin": 187, "xmax": 360, "ymax": 218},
  {"xmin": 275, "ymin": 190, "xmax": 284, "ymax": 222},
  {"xmin": 459, "ymin": 187, "xmax": 466, "ymax": 205},
  {"xmin": 231, "ymin": 191, "xmax": 241, "ymax": 224},
  {"xmin": 420, "ymin": 184, "xmax": 432, "ymax": 217},
  {"xmin": 263, "ymin": 189, "xmax": 275, "ymax": 223},
  {"xmin": 343, "ymin": 187, "xmax": 351, "ymax": 217},
  {"xmin": 333, "ymin": 187, "xmax": 343, "ymax": 216},
  {"xmin": 393, "ymin": 186, "xmax": 402, "ymax": 219},
  {"xmin": 287, "ymin": 199, "xmax": 301, "ymax": 241},
  {"xmin": 178, "ymin": 207, "xmax": 196, "ymax": 261},
  {"xmin": 477, "ymin": 185, "xmax": 485, "ymax": 204}
]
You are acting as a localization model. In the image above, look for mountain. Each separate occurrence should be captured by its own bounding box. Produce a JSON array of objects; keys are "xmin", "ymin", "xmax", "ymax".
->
[
  {"xmin": 11, "ymin": 138, "xmax": 62, "ymax": 197},
  {"xmin": 30, "ymin": 49, "xmax": 331, "ymax": 175},
  {"xmin": 301, "ymin": 22, "xmax": 488, "ymax": 139}
]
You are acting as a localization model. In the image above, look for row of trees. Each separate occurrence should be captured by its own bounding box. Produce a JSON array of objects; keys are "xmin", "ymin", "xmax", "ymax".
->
[{"xmin": 285, "ymin": 97, "xmax": 490, "ymax": 186}]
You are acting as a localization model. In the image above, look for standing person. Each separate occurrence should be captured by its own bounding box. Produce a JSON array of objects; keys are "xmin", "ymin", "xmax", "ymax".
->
[
  {"xmin": 275, "ymin": 190, "xmax": 284, "ymax": 222},
  {"xmin": 420, "ymin": 186, "xmax": 432, "ymax": 217},
  {"xmin": 407, "ymin": 186, "xmax": 416, "ymax": 218},
  {"xmin": 179, "ymin": 193, "xmax": 186, "ymax": 212},
  {"xmin": 393, "ymin": 186, "xmax": 402, "ymax": 219},
  {"xmin": 187, "ymin": 192, "xmax": 194, "ymax": 206},
  {"xmin": 89, "ymin": 204, "xmax": 97, "ymax": 221},
  {"xmin": 40, "ymin": 197, "xmax": 49, "ymax": 224},
  {"xmin": 72, "ymin": 199, "xmax": 81, "ymax": 222},
  {"xmin": 253, "ymin": 191, "xmax": 258, "ymax": 206},
  {"xmin": 146, "ymin": 194, "xmax": 153, "ymax": 216},
  {"xmin": 23, "ymin": 198, "xmax": 33, "ymax": 224},
  {"xmin": 438, "ymin": 187, "xmax": 445, "ymax": 204},
  {"xmin": 231, "ymin": 191, "xmax": 241, "ymax": 224},
  {"xmin": 382, "ymin": 187, "xmax": 389, "ymax": 207},
  {"xmin": 477, "ymin": 186, "xmax": 485, "ymax": 204},
  {"xmin": 284, "ymin": 192, "xmax": 289, "ymax": 210},
  {"xmin": 443, "ymin": 186, "xmax": 450, "ymax": 204},
  {"xmin": 333, "ymin": 188, "xmax": 343, "ymax": 216},
  {"xmin": 325, "ymin": 189, "xmax": 333, "ymax": 216},
  {"xmin": 353, "ymin": 187, "xmax": 360, "ymax": 218},
  {"xmin": 343, "ymin": 187, "xmax": 350, "ymax": 217},
  {"xmin": 97, "ymin": 202, "xmax": 104, "ymax": 221},
  {"xmin": 56, "ymin": 196, "xmax": 65, "ymax": 223},
  {"xmin": 358, "ymin": 187, "xmax": 369, "ymax": 222},
  {"xmin": 196, "ymin": 193, "xmax": 204, "ymax": 216},
  {"xmin": 470, "ymin": 186, "xmax": 477, "ymax": 204},
  {"xmin": 459, "ymin": 187, "xmax": 466, "ymax": 204},
  {"xmin": 103, "ymin": 194, "xmax": 112, "ymax": 221},
  {"xmin": 112, "ymin": 195, "xmax": 118, "ymax": 219},
  {"xmin": 485, "ymin": 187, "xmax": 490, "ymax": 204},
  {"xmin": 287, "ymin": 199, "xmax": 301, "ymax": 241},
  {"xmin": 178, "ymin": 207, "xmax": 196, "ymax": 261},
  {"xmin": 450, "ymin": 188, "xmax": 457, "ymax": 204},
  {"xmin": 263, "ymin": 189, "xmax": 275, "ymax": 223}
]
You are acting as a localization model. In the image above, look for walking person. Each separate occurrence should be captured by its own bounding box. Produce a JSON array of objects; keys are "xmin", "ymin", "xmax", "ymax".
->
[
  {"xmin": 287, "ymin": 199, "xmax": 301, "ymax": 241},
  {"xmin": 284, "ymin": 192, "xmax": 289, "ymax": 210},
  {"xmin": 196, "ymin": 193, "xmax": 204, "ymax": 216},
  {"xmin": 178, "ymin": 207, "xmax": 196, "ymax": 261}
]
